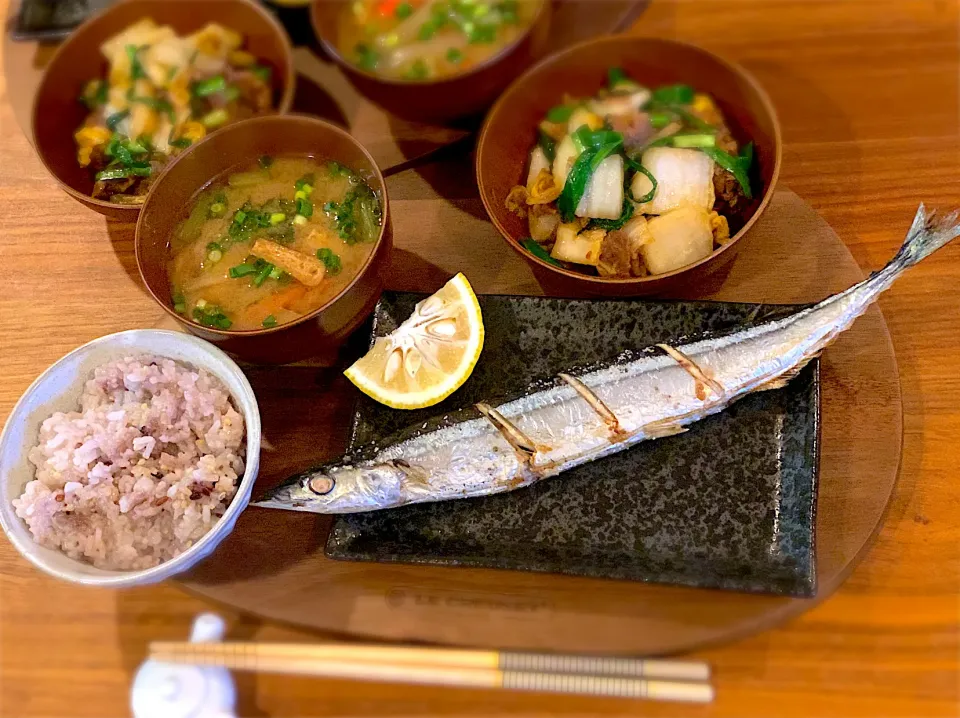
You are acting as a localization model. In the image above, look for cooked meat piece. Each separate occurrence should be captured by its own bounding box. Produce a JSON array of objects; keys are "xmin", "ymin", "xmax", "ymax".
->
[
  {"xmin": 505, "ymin": 185, "xmax": 529, "ymax": 218},
  {"xmin": 92, "ymin": 176, "xmax": 137, "ymax": 200},
  {"xmin": 608, "ymin": 112, "xmax": 654, "ymax": 153},
  {"xmin": 597, "ymin": 216, "xmax": 648, "ymax": 278},
  {"xmin": 228, "ymin": 69, "xmax": 273, "ymax": 114}
]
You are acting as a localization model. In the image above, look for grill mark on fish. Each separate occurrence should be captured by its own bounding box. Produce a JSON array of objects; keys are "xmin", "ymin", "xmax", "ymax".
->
[
  {"xmin": 656, "ymin": 343, "xmax": 725, "ymax": 400},
  {"xmin": 252, "ymin": 206, "xmax": 960, "ymax": 515},
  {"xmin": 558, "ymin": 372, "xmax": 626, "ymax": 439},
  {"xmin": 475, "ymin": 402, "xmax": 539, "ymax": 462}
]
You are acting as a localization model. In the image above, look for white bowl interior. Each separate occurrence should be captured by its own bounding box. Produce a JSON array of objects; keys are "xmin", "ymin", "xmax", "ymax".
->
[{"xmin": 0, "ymin": 330, "xmax": 261, "ymax": 587}]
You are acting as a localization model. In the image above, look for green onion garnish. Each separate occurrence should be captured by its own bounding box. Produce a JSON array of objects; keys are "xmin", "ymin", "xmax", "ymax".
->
[
  {"xmin": 316, "ymin": 248, "xmax": 342, "ymax": 275},
  {"xmin": 546, "ymin": 105, "xmax": 574, "ymax": 123},
  {"xmin": 261, "ymin": 315, "xmax": 278, "ymax": 328},
  {"xmin": 194, "ymin": 75, "xmax": 227, "ymax": 97},
  {"xmin": 201, "ymin": 108, "xmax": 229, "ymax": 128},
  {"xmin": 126, "ymin": 45, "xmax": 146, "ymax": 81},
  {"xmin": 355, "ymin": 43, "xmax": 379, "ymax": 72},
  {"xmin": 651, "ymin": 84, "xmax": 695, "ymax": 105},
  {"xmin": 105, "ymin": 110, "xmax": 129, "ymax": 130},
  {"xmin": 253, "ymin": 262, "xmax": 274, "ymax": 287},
  {"xmin": 269, "ymin": 213, "xmax": 286, "ymax": 225},
  {"xmin": 395, "ymin": 1, "xmax": 414, "ymax": 18},
  {"xmin": 520, "ymin": 238, "xmax": 562, "ymax": 267},
  {"xmin": 446, "ymin": 47, "xmax": 463, "ymax": 64},
  {"xmin": 229, "ymin": 263, "xmax": 258, "ymax": 278},
  {"xmin": 296, "ymin": 197, "xmax": 313, "ymax": 217}
]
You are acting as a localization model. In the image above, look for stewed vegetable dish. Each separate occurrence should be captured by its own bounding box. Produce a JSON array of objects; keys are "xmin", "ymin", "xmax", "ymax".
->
[
  {"xmin": 506, "ymin": 68, "xmax": 756, "ymax": 278},
  {"xmin": 168, "ymin": 157, "xmax": 382, "ymax": 331},
  {"xmin": 338, "ymin": 0, "xmax": 540, "ymax": 81},
  {"xmin": 75, "ymin": 19, "xmax": 276, "ymax": 205}
]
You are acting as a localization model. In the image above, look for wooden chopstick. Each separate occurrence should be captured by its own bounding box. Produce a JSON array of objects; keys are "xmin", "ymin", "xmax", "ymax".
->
[{"xmin": 149, "ymin": 642, "xmax": 713, "ymax": 703}]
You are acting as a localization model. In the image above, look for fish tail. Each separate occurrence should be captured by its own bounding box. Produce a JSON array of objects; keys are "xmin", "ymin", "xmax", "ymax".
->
[{"xmin": 882, "ymin": 204, "xmax": 960, "ymax": 274}]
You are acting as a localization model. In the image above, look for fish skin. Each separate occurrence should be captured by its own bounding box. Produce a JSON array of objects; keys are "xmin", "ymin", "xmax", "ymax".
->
[{"xmin": 254, "ymin": 206, "xmax": 960, "ymax": 515}]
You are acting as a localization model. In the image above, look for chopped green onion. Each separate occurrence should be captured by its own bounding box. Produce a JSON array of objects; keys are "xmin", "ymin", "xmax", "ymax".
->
[
  {"xmin": 196, "ymin": 298, "xmax": 208, "ymax": 309},
  {"xmin": 557, "ymin": 137, "xmax": 623, "ymax": 223},
  {"xmin": 268, "ymin": 266, "xmax": 283, "ymax": 280},
  {"xmin": 207, "ymin": 249, "xmax": 223, "ymax": 263},
  {"xmin": 607, "ymin": 67, "xmax": 629, "ymax": 88},
  {"xmin": 651, "ymin": 84, "xmax": 695, "ymax": 105},
  {"xmin": 468, "ymin": 23, "xmax": 497, "ymax": 43},
  {"xmin": 269, "ymin": 212, "xmax": 287, "ymax": 225},
  {"xmin": 229, "ymin": 263, "xmax": 258, "ymax": 278},
  {"xmin": 293, "ymin": 215, "xmax": 308, "ymax": 226},
  {"xmin": 587, "ymin": 196, "xmax": 634, "ymax": 231},
  {"xmin": 126, "ymin": 45, "xmax": 146, "ymax": 80},
  {"xmin": 537, "ymin": 129, "xmax": 556, "ymax": 163},
  {"xmin": 626, "ymin": 159, "xmax": 658, "ymax": 203},
  {"xmin": 233, "ymin": 209, "xmax": 247, "ymax": 225},
  {"xmin": 546, "ymin": 105, "xmax": 574, "ymax": 124},
  {"xmin": 206, "ymin": 242, "xmax": 222, "ymax": 252},
  {"xmin": 649, "ymin": 111, "xmax": 673, "ymax": 129},
  {"xmin": 259, "ymin": 155, "xmax": 274, "ymax": 169},
  {"xmin": 105, "ymin": 110, "xmax": 129, "ymax": 130},
  {"xmin": 669, "ymin": 133, "xmax": 716, "ymax": 149},
  {"xmin": 446, "ymin": 47, "xmax": 463, "ymax": 64},
  {"xmin": 208, "ymin": 202, "xmax": 226, "ymax": 218},
  {"xmin": 214, "ymin": 315, "xmax": 232, "ymax": 330},
  {"xmin": 95, "ymin": 164, "xmax": 152, "ymax": 181},
  {"xmin": 405, "ymin": 59, "xmax": 429, "ymax": 80},
  {"xmin": 355, "ymin": 43, "xmax": 379, "ymax": 71},
  {"xmin": 170, "ymin": 137, "xmax": 192, "ymax": 149},
  {"xmin": 261, "ymin": 315, "xmax": 278, "ymax": 328},
  {"xmin": 296, "ymin": 197, "xmax": 313, "ymax": 218},
  {"xmin": 701, "ymin": 142, "xmax": 754, "ymax": 199},
  {"xmin": 418, "ymin": 19, "xmax": 440, "ymax": 41},
  {"xmin": 172, "ymin": 291, "xmax": 186, "ymax": 314},
  {"xmin": 395, "ymin": 1, "xmax": 414, "ymax": 18},
  {"xmin": 295, "ymin": 173, "xmax": 317, "ymax": 190},
  {"xmin": 520, "ymin": 238, "xmax": 562, "ymax": 267},
  {"xmin": 316, "ymin": 248, "xmax": 342, "ymax": 275},
  {"xmin": 194, "ymin": 75, "xmax": 227, "ymax": 97},
  {"xmin": 201, "ymin": 108, "xmax": 229, "ymax": 128},
  {"xmin": 253, "ymin": 262, "xmax": 274, "ymax": 287},
  {"xmin": 251, "ymin": 64, "xmax": 272, "ymax": 82}
]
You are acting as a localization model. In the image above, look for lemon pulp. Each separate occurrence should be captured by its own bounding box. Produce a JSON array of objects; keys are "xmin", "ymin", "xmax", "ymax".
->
[{"xmin": 344, "ymin": 273, "xmax": 484, "ymax": 409}]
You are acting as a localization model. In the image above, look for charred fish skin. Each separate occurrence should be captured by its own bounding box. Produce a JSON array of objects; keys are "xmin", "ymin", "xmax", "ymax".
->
[{"xmin": 253, "ymin": 206, "xmax": 960, "ymax": 515}]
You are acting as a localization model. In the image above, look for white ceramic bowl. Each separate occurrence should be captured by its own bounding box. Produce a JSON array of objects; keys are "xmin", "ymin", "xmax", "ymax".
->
[{"xmin": 0, "ymin": 330, "xmax": 261, "ymax": 587}]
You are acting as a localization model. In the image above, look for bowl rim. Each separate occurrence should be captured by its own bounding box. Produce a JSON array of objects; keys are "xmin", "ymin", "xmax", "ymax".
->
[
  {"xmin": 476, "ymin": 34, "xmax": 783, "ymax": 286},
  {"xmin": 0, "ymin": 329, "xmax": 262, "ymax": 587},
  {"xmin": 134, "ymin": 113, "xmax": 391, "ymax": 337},
  {"xmin": 30, "ymin": 0, "xmax": 297, "ymax": 216},
  {"xmin": 309, "ymin": 0, "xmax": 550, "ymax": 88}
]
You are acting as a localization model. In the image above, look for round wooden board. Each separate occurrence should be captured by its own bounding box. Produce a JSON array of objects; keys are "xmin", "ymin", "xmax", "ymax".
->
[{"xmin": 169, "ymin": 189, "xmax": 903, "ymax": 656}]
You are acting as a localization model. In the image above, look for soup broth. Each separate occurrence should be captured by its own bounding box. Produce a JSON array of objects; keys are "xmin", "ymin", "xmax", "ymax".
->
[
  {"xmin": 168, "ymin": 156, "xmax": 382, "ymax": 331},
  {"xmin": 337, "ymin": 0, "xmax": 540, "ymax": 81}
]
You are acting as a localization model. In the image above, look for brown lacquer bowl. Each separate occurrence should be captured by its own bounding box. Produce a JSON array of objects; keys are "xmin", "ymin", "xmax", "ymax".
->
[
  {"xmin": 477, "ymin": 36, "xmax": 782, "ymax": 297},
  {"xmin": 136, "ymin": 115, "xmax": 392, "ymax": 365},
  {"xmin": 32, "ymin": 0, "xmax": 295, "ymax": 220},
  {"xmin": 310, "ymin": 0, "xmax": 552, "ymax": 122}
]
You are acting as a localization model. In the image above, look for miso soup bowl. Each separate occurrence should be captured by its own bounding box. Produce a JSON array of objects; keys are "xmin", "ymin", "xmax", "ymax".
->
[
  {"xmin": 310, "ymin": 0, "xmax": 552, "ymax": 122},
  {"xmin": 32, "ymin": 0, "xmax": 295, "ymax": 220},
  {"xmin": 136, "ymin": 114, "xmax": 393, "ymax": 365},
  {"xmin": 477, "ymin": 35, "xmax": 781, "ymax": 297}
]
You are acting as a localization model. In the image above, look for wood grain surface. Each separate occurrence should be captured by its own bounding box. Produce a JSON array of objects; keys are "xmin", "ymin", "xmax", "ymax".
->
[{"xmin": 1, "ymin": 1, "xmax": 959, "ymax": 717}]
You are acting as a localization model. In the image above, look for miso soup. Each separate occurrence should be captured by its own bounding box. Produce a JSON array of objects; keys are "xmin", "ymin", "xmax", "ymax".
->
[
  {"xmin": 338, "ymin": 0, "xmax": 541, "ymax": 82},
  {"xmin": 168, "ymin": 156, "xmax": 382, "ymax": 331}
]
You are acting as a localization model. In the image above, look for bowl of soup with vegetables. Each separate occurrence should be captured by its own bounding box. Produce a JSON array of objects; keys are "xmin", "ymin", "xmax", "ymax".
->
[
  {"xmin": 477, "ymin": 35, "xmax": 781, "ymax": 297},
  {"xmin": 137, "ymin": 115, "xmax": 392, "ymax": 364},
  {"xmin": 311, "ymin": 0, "xmax": 551, "ymax": 121}
]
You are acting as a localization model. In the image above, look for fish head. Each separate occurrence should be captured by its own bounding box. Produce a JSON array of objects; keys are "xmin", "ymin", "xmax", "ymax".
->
[{"xmin": 252, "ymin": 463, "xmax": 405, "ymax": 514}]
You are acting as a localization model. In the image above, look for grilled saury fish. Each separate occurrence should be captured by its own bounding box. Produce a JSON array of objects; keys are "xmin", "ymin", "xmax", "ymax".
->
[{"xmin": 254, "ymin": 206, "xmax": 959, "ymax": 514}]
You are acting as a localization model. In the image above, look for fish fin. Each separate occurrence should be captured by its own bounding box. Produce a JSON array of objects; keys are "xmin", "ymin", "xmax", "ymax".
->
[
  {"xmin": 558, "ymin": 373, "xmax": 627, "ymax": 439},
  {"xmin": 475, "ymin": 403, "xmax": 538, "ymax": 461},
  {"xmin": 642, "ymin": 419, "xmax": 689, "ymax": 440},
  {"xmin": 756, "ymin": 355, "xmax": 818, "ymax": 392},
  {"xmin": 884, "ymin": 205, "xmax": 960, "ymax": 273},
  {"xmin": 656, "ymin": 344, "xmax": 725, "ymax": 400}
]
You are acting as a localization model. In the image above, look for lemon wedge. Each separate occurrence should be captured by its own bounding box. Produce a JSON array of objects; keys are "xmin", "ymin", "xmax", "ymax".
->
[{"xmin": 344, "ymin": 273, "xmax": 484, "ymax": 410}]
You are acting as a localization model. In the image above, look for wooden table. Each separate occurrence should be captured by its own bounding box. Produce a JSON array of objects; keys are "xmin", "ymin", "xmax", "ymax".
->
[{"xmin": 1, "ymin": 0, "xmax": 958, "ymax": 715}]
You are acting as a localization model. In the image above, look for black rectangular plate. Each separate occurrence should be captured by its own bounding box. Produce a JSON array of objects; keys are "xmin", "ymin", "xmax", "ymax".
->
[{"xmin": 326, "ymin": 293, "xmax": 820, "ymax": 597}]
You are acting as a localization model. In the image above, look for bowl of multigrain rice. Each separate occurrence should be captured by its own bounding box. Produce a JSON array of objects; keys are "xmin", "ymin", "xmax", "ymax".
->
[{"xmin": 0, "ymin": 330, "xmax": 260, "ymax": 587}]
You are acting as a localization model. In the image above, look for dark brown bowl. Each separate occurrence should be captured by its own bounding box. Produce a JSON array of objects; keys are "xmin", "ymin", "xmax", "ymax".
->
[
  {"xmin": 32, "ymin": 0, "xmax": 296, "ymax": 220},
  {"xmin": 476, "ymin": 35, "xmax": 782, "ymax": 297},
  {"xmin": 135, "ymin": 114, "xmax": 393, "ymax": 365},
  {"xmin": 310, "ymin": 0, "xmax": 552, "ymax": 123}
]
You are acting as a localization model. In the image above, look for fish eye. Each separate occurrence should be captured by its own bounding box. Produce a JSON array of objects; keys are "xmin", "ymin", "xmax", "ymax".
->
[{"xmin": 307, "ymin": 475, "xmax": 335, "ymax": 496}]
